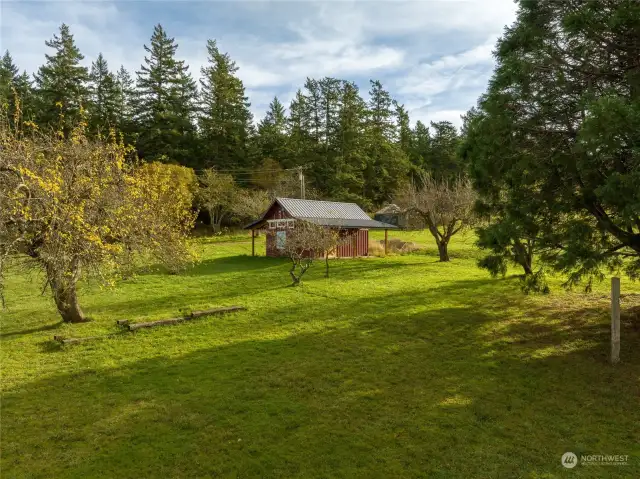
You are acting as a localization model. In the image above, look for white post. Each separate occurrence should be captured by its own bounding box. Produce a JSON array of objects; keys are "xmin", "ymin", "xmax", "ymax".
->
[{"xmin": 611, "ymin": 277, "xmax": 620, "ymax": 364}]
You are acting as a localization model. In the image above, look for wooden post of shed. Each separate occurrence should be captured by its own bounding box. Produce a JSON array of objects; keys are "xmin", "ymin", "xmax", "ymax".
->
[
  {"xmin": 611, "ymin": 276, "xmax": 621, "ymax": 364},
  {"xmin": 384, "ymin": 229, "xmax": 388, "ymax": 256},
  {"xmin": 352, "ymin": 231, "xmax": 357, "ymax": 258},
  {"xmin": 251, "ymin": 229, "xmax": 255, "ymax": 257}
]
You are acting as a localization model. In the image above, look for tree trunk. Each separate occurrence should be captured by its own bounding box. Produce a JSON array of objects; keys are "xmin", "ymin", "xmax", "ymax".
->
[
  {"xmin": 425, "ymin": 218, "xmax": 451, "ymax": 262},
  {"xmin": 437, "ymin": 241, "xmax": 450, "ymax": 262},
  {"xmin": 289, "ymin": 269, "xmax": 301, "ymax": 286},
  {"xmin": 51, "ymin": 278, "xmax": 86, "ymax": 323},
  {"xmin": 210, "ymin": 209, "xmax": 223, "ymax": 233},
  {"xmin": 521, "ymin": 259, "xmax": 533, "ymax": 276},
  {"xmin": 325, "ymin": 252, "xmax": 330, "ymax": 278},
  {"xmin": 513, "ymin": 240, "xmax": 533, "ymax": 275},
  {"xmin": 289, "ymin": 260, "xmax": 310, "ymax": 286}
]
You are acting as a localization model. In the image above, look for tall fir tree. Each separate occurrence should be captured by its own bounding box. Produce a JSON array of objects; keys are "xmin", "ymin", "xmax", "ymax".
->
[
  {"xmin": 368, "ymin": 80, "xmax": 397, "ymax": 142},
  {"xmin": 395, "ymin": 102, "xmax": 412, "ymax": 155},
  {"xmin": 115, "ymin": 65, "xmax": 136, "ymax": 140},
  {"xmin": 88, "ymin": 53, "xmax": 120, "ymax": 135},
  {"xmin": 363, "ymin": 80, "xmax": 408, "ymax": 206},
  {"xmin": 257, "ymin": 96, "xmax": 288, "ymax": 167},
  {"xmin": 33, "ymin": 24, "xmax": 90, "ymax": 132},
  {"xmin": 408, "ymin": 120, "xmax": 431, "ymax": 181},
  {"xmin": 331, "ymin": 81, "xmax": 370, "ymax": 204},
  {"xmin": 0, "ymin": 51, "xmax": 33, "ymax": 121},
  {"xmin": 428, "ymin": 121, "xmax": 464, "ymax": 181},
  {"xmin": 0, "ymin": 50, "xmax": 18, "ymax": 102},
  {"xmin": 199, "ymin": 39, "xmax": 253, "ymax": 171},
  {"xmin": 313, "ymin": 77, "xmax": 342, "ymax": 192},
  {"xmin": 319, "ymin": 77, "xmax": 341, "ymax": 146},
  {"xmin": 303, "ymin": 78, "xmax": 323, "ymax": 143},
  {"xmin": 287, "ymin": 89, "xmax": 312, "ymax": 168},
  {"xmin": 134, "ymin": 24, "xmax": 198, "ymax": 165}
]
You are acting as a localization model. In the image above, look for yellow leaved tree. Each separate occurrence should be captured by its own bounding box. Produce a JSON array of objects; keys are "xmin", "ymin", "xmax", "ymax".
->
[{"xmin": 0, "ymin": 101, "xmax": 196, "ymax": 322}]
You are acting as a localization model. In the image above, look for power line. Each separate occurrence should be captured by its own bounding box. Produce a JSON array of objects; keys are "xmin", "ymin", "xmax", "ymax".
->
[{"xmin": 192, "ymin": 167, "xmax": 307, "ymax": 174}]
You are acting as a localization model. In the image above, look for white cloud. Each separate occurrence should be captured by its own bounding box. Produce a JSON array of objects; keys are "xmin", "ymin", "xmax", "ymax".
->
[
  {"xmin": 397, "ymin": 38, "xmax": 495, "ymax": 97},
  {"xmin": 0, "ymin": 0, "xmax": 517, "ymax": 126},
  {"xmin": 410, "ymin": 108, "xmax": 468, "ymax": 129}
]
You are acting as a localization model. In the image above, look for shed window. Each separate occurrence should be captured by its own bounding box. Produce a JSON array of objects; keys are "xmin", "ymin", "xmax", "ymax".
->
[{"xmin": 276, "ymin": 230, "xmax": 286, "ymax": 249}]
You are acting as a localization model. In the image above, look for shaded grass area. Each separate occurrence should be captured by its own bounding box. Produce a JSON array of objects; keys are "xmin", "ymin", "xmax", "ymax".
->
[{"xmin": 1, "ymin": 232, "xmax": 640, "ymax": 478}]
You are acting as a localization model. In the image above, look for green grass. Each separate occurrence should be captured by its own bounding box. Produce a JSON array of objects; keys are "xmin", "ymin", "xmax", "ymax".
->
[{"xmin": 2, "ymin": 230, "xmax": 639, "ymax": 478}]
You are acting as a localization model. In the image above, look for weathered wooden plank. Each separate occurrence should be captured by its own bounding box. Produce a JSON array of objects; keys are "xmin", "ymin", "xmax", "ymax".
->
[
  {"xmin": 54, "ymin": 306, "xmax": 246, "ymax": 343},
  {"xmin": 126, "ymin": 306, "xmax": 246, "ymax": 331},
  {"xmin": 54, "ymin": 334, "xmax": 116, "ymax": 345}
]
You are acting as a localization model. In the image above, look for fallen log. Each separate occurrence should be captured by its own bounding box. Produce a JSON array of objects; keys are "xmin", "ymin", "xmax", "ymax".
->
[
  {"xmin": 54, "ymin": 334, "xmax": 118, "ymax": 345},
  {"xmin": 126, "ymin": 306, "xmax": 246, "ymax": 331}
]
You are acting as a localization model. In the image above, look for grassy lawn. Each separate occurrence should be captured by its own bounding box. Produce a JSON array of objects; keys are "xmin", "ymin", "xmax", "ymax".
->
[{"xmin": 1, "ymin": 230, "xmax": 639, "ymax": 478}]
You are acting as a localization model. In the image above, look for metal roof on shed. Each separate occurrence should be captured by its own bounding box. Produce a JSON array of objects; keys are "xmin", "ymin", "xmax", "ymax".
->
[
  {"xmin": 244, "ymin": 198, "xmax": 397, "ymax": 230},
  {"xmin": 277, "ymin": 198, "xmax": 372, "ymax": 220}
]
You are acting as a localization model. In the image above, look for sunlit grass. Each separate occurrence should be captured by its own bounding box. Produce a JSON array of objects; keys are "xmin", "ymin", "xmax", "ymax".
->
[{"xmin": 1, "ymin": 230, "xmax": 639, "ymax": 478}]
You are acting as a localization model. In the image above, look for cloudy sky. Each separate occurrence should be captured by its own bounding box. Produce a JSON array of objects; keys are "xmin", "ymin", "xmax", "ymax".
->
[{"xmin": 0, "ymin": 0, "xmax": 517, "ymax": 128}]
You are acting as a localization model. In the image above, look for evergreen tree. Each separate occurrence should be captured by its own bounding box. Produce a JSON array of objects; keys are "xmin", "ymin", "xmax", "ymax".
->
[
  {"xmin": 428, "ymin": 121, "xmax": 464, "ymax": 182},
  {"xmin": 395, "ymin": 102, "xmax": 412, "ymax": 155},
  {"xmin": 88, "ymin": 53, "xmax": 120, "ymax": 134},
  {"xmin": 33, "ymin": 24, "xmax": 90, "ymax": 131},
  {"xmin": 0, "ymin": 51, "xmax": 33, "ymax": 121},
  {"xmin": 331, "ymin": 81, "xmax": 370, "ymax": 204},
  {"xmin": 368, "ymin": 80, "xmax": 397, "ymax": 142},
  {"xmin": 115, "ymin": 65, "xmax": 136, "ymax": 140},
  {"xmin": 286, "ymin": 89, "xmax": 312, "ymax": 168},
  {"xmin": 134, "ymin": 24, "xmax": 197, "ymax": 165},
  {"xmin": 410, "ymin": 120, "xmax": 430, "ymax": 177},
  {"xmin": 257, "ymin": 96, "xmax": 288, "ymax": 166},
  {"xmin": 363, "ymin": 80, "xmax": 408, "ymax": 206},
  {"xmin": 303, "ymin": 78, "xmax": 323, "ymax": 143},
  {"xmin": 319, "ymin": 77, "xmax": 341, "ymax": 146},
  {"xmin": 0, "ymin": 50, "xmax": 19, "ymax": 102},
  {"xmin": 12, "ymin": 72, "xmax": 34, "ymax": 120},
  {"xmin": 312, "ymin": 77, "xmax": 342, "ymax": 192},
  {"xmin": 463, "ymin": 0, "xmax": 640, "ymax": 287},
  {"xmin": 199, "ymin": 39, "xmax": 253, "ymax": 171}
]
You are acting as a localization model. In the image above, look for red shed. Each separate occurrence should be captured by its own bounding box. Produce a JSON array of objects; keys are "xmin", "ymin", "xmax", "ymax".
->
[{"xmin": 245, "ymin": 198, "xmax": 397, "ymax": 258}]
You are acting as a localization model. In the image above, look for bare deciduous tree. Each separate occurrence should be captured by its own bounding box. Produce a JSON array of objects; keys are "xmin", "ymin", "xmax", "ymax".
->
[
  {"xmin": 396, "ymin": 174, "xmax": 476, "ymax": 261},
  {"xmin": 282, "ymin": 222, "xmax": 342, "ymax": 285}
]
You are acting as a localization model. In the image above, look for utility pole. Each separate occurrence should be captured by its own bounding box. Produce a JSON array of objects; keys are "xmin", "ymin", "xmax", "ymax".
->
[{"xmin": 298, "ymin": 166, "xmax": 306, "ymax": 199}]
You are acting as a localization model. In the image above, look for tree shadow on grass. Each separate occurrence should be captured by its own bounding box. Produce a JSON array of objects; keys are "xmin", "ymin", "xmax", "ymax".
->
[
  {"xmin": 0, "ymin": 321, "xmax": 63, "ymax": 339},
  {"xmin": 130, "ymin": 255, "xmax": 285, "ymax": 278},
  {"xmin": 2, "ymin": 292, "xmax": 639, "ymax": 478}
]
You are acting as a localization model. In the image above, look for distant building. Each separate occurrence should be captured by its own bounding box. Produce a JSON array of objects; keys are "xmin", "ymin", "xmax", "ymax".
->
[
  {"xmin": 245, "ymin": 197, "xmax": 396, "ymax": 257},
  {"xmin": 374, "ymin": 204, "xmax": 425, "ymax": 230},
  {"xmin": 374, "ymin": 204, "xmax": 408, "ymax": 228}
]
